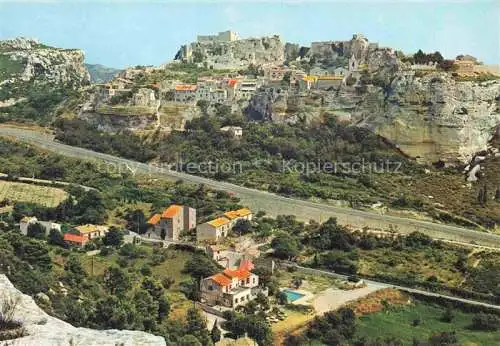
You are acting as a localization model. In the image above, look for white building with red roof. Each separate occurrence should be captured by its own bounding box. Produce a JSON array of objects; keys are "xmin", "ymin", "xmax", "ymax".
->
[{"xmin": 200, "ymin": 267, "xmax": 266, "ymax": 308}]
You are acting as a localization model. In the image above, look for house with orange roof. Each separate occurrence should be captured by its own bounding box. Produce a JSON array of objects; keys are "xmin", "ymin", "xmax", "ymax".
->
[
  {"xmin": 196, "ymin": 208, "xmax": 252, "ymax": 243},
  {"xmin": 200, "ymin": 267, "xmax": 264, "ymax": 308},
  {"xmin": 63, "ymin": 233, "xmax": 89, "ymax": 248},
  {"xmin": 173, "ymin": 84, "xmax": 198, "ymax": 103},
  {"xmin": 223, "ymin": 208, "xmax": 252, "ymax": 227},
  {"xmin": 196, "ymin": 217, "xmax": 231, "ymax": 243},
  {"xmin": 146, "ymin": 204, "xmax": 196, "ymax": 241}
]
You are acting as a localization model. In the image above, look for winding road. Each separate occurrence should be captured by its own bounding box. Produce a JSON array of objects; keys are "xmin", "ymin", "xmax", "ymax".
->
[{"xmin": 2, "ymin": 125, "xmax": 500, "ymax": 247}]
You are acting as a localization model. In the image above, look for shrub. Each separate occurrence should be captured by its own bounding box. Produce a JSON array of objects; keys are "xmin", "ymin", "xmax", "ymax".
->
[
  {"xmin": 0, "ymin": 297, "xmax": 22, "ymax": 331},
  {"xmin": 472, "ymin": 313, "xmax": 500, "ymax": 331}
]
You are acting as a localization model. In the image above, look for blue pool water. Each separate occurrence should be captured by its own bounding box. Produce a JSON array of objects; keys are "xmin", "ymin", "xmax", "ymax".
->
[{"xmin": 283, "ymin": 289, "xmax": 305, "ymax": 302}]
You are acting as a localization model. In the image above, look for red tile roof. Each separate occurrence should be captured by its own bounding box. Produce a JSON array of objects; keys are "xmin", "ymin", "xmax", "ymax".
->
[
  {"xmin": 175, "ymin": 84, "xmax": 197, "ymax": 91},
  {"xmin": 210, "ymin": 273, "xmax": 232, "ymax": 286},
  {"xmin": 161, "ymin": 205, "xmax": 182, "ymax": 218},
  {"xmin": 223, "ymin": 268, "xmax": 251, "ymax": 280},
  {"xmin": 64, "ymin": 233, "xmax": 87, "ymax": 244},
  {"xmin": 239, "ymin": 259, "xmax": 255, "ymax": 272},
  {"xmin": 147, "ymin": 214, "xmax": 161, "ymax": 225}
]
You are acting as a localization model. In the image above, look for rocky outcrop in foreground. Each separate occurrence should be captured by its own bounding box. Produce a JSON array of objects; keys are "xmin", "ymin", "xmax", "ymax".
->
[{"xmin": 0, "ymin": 275, "xmax": 165, "ymax": 346}]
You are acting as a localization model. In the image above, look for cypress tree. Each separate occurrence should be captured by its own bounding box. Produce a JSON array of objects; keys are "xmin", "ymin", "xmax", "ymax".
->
[{"xmin": 211, "ymin": 320, "xmax": 221, "ymax": 343}]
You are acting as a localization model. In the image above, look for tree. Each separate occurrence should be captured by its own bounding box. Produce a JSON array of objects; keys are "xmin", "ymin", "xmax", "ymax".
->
[
  {"xmin": 428, "ymin": 331, "xmax": 458, "ymax": 345},
  {"xmin": 183, "ymin": 253, "xmax": 221, "ymax": 281},
  {"xmin": 271, "ymin": 233, "xmax": 299, "ymax": 260},
  {"xmin": 141, "ymin": 277, "xmax": 164, "ymax": 299},
  {"xmin": 211, "ymin": 320, "xmax": 221, "ymax": 343},
  {"xmin": 292, "ymin": 277, "xmax": 303, "ymax": 289},
  {"xmin": 157, "ymin": 295, "xmax": 170, "ymax": 322},
  {"xmin": 472, "ymin": 313, "xmax": 500, "ymax": 331},
  {"xmin": 185, "ymin": 307, "xmax": 211, "ymax": 345},
  {"xmin": 27, "ymin": 222, "xmax": 46, "ymax": 239},
  {"xmin": 64, "ymin": 255, "xmax": 86, "ymax": 284},
  {"xmin": 124, "ymin": 209, "xmax": 148, "ymax": 234},
  {"xmin": 48, "ymin": 229, "xmax": 66, "ymax": 247},
  {"xmin": 232, "ymin": 219, "xmax": 252, "ymax": 236},
  {"xmin": 278, "ymin": 291, "xmax": 288, "ymax": 305},
  {"xmin": 103, "ymin": 226, "xmax": 124, "ymax": 247},
  {"xmin": 178, "ymin": 335, "xmax": 203, "ymax": 346},
  {"xmin": 103, "ymin": 266, "xmax": 131, "ymax": 296},
  {"xmin": 495, "ymin": 187, "xmax": 500, "ymax": 201},
  {"xmin": 133, "ymin": 290, "xmax": 159, "ymax": 331},
  {"xmin": 441, "ymin": 306, "xmax": 455, "ymax": 323}
]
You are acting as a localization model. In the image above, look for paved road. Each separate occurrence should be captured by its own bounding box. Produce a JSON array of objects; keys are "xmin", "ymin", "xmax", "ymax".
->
[
  {"xmin": 2, "ymin": 125, "xmax": 500, "ymax": 247},
  {"xmin": 286, "ymin": 263, "xmax": 500, "ymax": 311}
]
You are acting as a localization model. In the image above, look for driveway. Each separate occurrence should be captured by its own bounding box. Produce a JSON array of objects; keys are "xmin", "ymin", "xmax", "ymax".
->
[{"xmin": 313, "ymin": 285, "xmax": 382, "ymax": 315}]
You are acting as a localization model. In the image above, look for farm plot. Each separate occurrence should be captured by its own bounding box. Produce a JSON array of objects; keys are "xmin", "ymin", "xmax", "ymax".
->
[{"xmin": 0, "ymin": 181, "xmax": 68, "ymax": 207}]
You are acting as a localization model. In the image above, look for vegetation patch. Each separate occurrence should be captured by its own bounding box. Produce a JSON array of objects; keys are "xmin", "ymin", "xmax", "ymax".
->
[{"xmin": 0, "ymin": 180, "xmax": 68, "ymax": 208}]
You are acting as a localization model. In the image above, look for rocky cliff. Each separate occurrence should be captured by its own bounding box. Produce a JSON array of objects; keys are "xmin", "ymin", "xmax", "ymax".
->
[
  {"xmin": 248, "ymin": 34, "xmax": 500, "ymax": 164},
  {"xmin": 0, "ymin": 38, "xmax": 90, "ymax": 87},
  {"xmin": 354, "ymin": 73, "xmax": 500, "ymax": 164},
  {"xmin": 0, "ymin": 275, "xmax": 166, "ymax": 346},
  {"xmin": 0, "ymin": 37, "xmax": 90, "ymax": 115}
]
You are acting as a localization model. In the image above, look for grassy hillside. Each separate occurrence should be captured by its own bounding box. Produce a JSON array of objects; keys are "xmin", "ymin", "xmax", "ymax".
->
[{"xmin": 356, "ymin": 301, "xmax": 500, "ymax": 345}]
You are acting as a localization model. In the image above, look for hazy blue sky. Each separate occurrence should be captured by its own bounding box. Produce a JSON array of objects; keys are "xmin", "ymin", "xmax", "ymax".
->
[{"xmin": 0, "ymin": 1, "xmax": 498, "ymax": 68}]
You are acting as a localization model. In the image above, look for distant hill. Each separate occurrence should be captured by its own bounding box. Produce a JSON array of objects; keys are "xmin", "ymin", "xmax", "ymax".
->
[{"xmin": 85, "ymin": 63, "xmax": 122, "ymax": 83}]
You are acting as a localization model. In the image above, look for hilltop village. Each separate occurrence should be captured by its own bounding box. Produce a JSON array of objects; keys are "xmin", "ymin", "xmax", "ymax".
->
[
  {"xmin": 77, "ymin": 30, "xmax": 500, "ymax": 167},
  {"xmin": 1, "ymin": 29, "xmax": 500, "ymax": 346}
]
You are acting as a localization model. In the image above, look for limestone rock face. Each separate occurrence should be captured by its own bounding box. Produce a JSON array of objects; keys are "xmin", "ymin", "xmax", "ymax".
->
[
  {"xmin": 176, "ymin": 35, "xmax": 285, "ymax": 69},
  {"xmin": 0, "ymin": 275, "xmax": 166, "ymax": 346},
  {"xmin": 354, "ymin": 73, "xmax": 500, "ymax": 163}
]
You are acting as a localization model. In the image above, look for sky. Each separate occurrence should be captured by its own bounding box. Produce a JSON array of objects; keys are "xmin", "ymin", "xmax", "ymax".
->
[{"xmin": 0, "ymin": 0, "xmax": 498, "ymax": 68}]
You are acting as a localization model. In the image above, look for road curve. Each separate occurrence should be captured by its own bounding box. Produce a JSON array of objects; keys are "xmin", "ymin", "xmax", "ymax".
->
[{"xmin": 2, "ymin": 125, "xmax": 500, "ymax": 247}]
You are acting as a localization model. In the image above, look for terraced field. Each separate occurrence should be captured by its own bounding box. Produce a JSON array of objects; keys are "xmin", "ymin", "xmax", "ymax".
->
[{"xmin": 0, "ymin": 180, "xmax": 68, "ymax": 207}]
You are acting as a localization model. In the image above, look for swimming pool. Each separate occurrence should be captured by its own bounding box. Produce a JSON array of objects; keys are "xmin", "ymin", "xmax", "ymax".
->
[{"xmin": 283, "ymin": 289, "xmax": 305, "ymax": 303}]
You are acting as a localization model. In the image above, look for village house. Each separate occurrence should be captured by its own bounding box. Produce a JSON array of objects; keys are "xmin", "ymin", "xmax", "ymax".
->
[
  {"xmin": 173, "ymin": 84, "xmax": 198, "ymax": 103},
  {"xmin": 200, "ymin": 268, "xmax": 266, "ymax": 308},
  {"xmin": 20, "ymin": 217, "xmax": 61, "ymax": 236},
  {"xmin": 146, "ymin": 204, "xmax": 196, "ymax": 241},
  {"xmin": 62, "ymin": 224, "xmax": 110, "ymax": 247},
  {"xmin": 197, "ymin": 217, "xmax": 231, "ymax": 243},
  {"xmin": 63, "ymin": 233, "xmax": 89, "ymax": 248},
  {"xmin": 197, "ymin": 208, "xmax": 252, "ymax": 243},
  {"xmin": 236, "ymin": 79, "xmax": 259, "ymax": 100},
  {"xmin": 220, "ymin": 126, "xmax": 243, "ymax": 138},
  {"xmin": 74, "ymin": 224, "xmax": 110, "ymax": 240},
  {"xmin": 223, "ymin": 208, "xmax": 252, "ymax": 227},
  {"xmin": 316, "ymin": 76, "xmax": 344, "ymax": 90},
  {"xmin": 299, "ymin": 76, "xmax": 317, "ymax": 91},
  {"xmin": 226, "ymin": 79, "xmax": 238, "ymax": 99}
]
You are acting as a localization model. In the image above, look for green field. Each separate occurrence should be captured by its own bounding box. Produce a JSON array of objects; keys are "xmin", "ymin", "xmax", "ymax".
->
[
  {"xmin": 0, "ymin": 180, "xmax": 68, "ymax": 207},
  {"xmin": 356, "ymin": 302, "xmax": 500, "ymax": 345}
]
